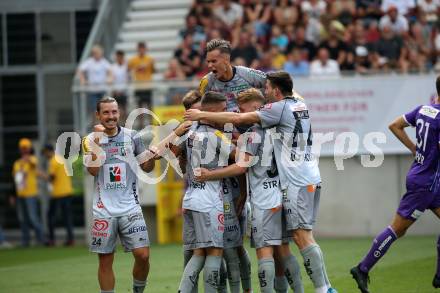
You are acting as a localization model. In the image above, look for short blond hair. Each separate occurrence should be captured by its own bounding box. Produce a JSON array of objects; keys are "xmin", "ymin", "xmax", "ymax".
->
[
  {"xmin": 237, "ymin": 88, "xmax": 265, "ymax": 105},
  {"xmin": 182, "ymin": 90, "xmax": 202, "ymax": 110}
]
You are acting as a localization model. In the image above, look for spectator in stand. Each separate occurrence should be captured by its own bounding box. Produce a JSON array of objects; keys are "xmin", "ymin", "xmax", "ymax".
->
[
  {"xmin": 231, "ymin": 31, "xmax": 259, "ymax": 67},
  {"xmin": 41, "ymin": 144, "xmax": 75, "ymax": 247},
  {"xmin": 381, "ymin": 0, "xmax": 416, "ymax": 16},
  {"xmin": 417, "ymin": 0, "xmax": 439, "ymax": 25},
  {"xmin": 128, "ymin": 42, "xmax": 155, "ymax": 108},
  {"xmin": 354, "ymin": 45, "xmax": 374, "ymax": 74},
  {"xmin": 301, "ymin": 0, "xmax": 327, "ymax": 21},
  {"xmin": 78, "ymin": 45, "xmax": 112, "ymax": 113},
  {"xmin": 270, "ymin": 25, "xmax": 289, "ymax": 52},
  {"xmin": 379, "ymin": 6, "xmax": 409, "ymax": 36},
  {"xmin": 302, "ymin": 11, "xmax": 322, "ymax": 45},
  {"xmin": 232, "ymin": 56, "xmax": 247, "ymax": 66},
  {"xmin": 310, "ymin": 47, "xmax": 341, "ymax": 77},
  {"xmin": 164, "ymin": 58, "xmax": 187, "ymax": 81},
  {"xmin": 365, "ymin": 20, "xmax": 381, "ymax": 43},
  {"xmin": 269, "ymin": 45, "xmax": 287, "ymax": 70},
  {"xmin": 174, "ymin": 34, "xmax": 202, "ymax": 78},
  {"xmin": 352, "ymin": 23, "xmax": 378, "ymax": 73},
  {"xmin": 373, "ymin": 25, "xmax": 407, "ymax": 72},
  {"xmin": 402, "ymin": 22, "xmax": 430, "ymax": 72},
  {"xmin": 273, "ymin": 0, "xmax": 300, "ymax": 28},
  {"xmin": 179, "ymin": 14, "xmax": 206, "ymax": 51},
  {"xmin": 12, "ymin": 138, "xmax": 45, "ymax": 247},
  {"xmin": 255, "ymin": 51, "xmax": 275, "ymax": 72},
  {"xmin": 286, "ymin": 25, "xmax": 317, "ymax": 61},
  {"xmin": 242, "ymin": 0, "xmax": 272, "ymax": 42},
  {"xmin": 320, "ymin": 21, "xmax": 349, "ymax": 66},
  {"xmin": 435, "ymin": 29, "xmax": 440, "ymax": 71},
  {"xmin": 111, "ymin": 50, "xmax": 129, "ymax": 112},
  {"xmin": 214, "ymin": 0, "xmax": 243, "ymax": 28},
  {"xmin": 284, "ymin": 48, "xmax": 310, "ymax": 77},
  {"xmin": 356, "ymin": 0, "xmax": 382, "ymax": 23},
  {"xmin": 214, "ymin": 0, "xmax": 243, "ymax": 44},
  {"xmin": 332, "ymin": 0, "xmax": 356, "ymax": 26}
]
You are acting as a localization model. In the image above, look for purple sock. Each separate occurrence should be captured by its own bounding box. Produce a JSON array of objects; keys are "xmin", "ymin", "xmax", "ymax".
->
[
  {"xmin": 436, "ymin": 235, "xmax": 440, "ymax": 278},
  {"xmin": 358, "ymin": 226, "xmax": 397, "ymax": 273}
]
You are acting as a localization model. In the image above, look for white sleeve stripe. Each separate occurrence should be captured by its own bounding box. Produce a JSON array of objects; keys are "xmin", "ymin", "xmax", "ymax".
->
[{"xmin": 402, "ymin": 114, "xmax": 414, "ymax": 127}]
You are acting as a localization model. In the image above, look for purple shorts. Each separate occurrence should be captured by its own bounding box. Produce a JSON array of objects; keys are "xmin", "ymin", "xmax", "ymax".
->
[{"xmin": 397, "ymin": 187, "xmax": 440, "ymax": 220}]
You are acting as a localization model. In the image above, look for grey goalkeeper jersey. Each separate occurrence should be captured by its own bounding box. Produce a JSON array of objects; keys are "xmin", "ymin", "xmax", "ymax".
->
[
  {"xmin": 84, "ymin": 127, "xmax": 146, "ymax": 218},
  {"xmin": 182, "ymin": 123, "xmax": 235, "ymax": 212},
  {"xmin": 244, "ymin": 125, "xmax": 282, "ymax": 209},
  {"xmin": 199, "ymin": 66, "xmax": 266, "ymax": 113},
  {"xmin": 256, "ymin": 97, "xmax": 321, "ymax": 189}
]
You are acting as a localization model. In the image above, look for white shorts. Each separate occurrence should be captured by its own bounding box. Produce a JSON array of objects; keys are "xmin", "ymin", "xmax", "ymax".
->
[
  {"xmin": 90, "ymin": 212, "xmax": 150, "ymax": 253},
  {"xmin": 183, "ymin": 209, "xmax": 224, "ymax": 250},
  {"xmin": 250, "ymin": 204, "xmax": 282, "ymax": 249},
  {"xmin": 283, "ymin": 184, "xmax": 321, "ymax": 231}
]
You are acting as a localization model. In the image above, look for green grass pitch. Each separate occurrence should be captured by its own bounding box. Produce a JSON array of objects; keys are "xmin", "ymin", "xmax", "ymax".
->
[{"xmin": 0, "ymin": 236, "xmax": 437, "ymax": 292}]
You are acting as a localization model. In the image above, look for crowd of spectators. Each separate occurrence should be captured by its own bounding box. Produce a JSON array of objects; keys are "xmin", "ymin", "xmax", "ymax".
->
[{"xmin": 166, "ymin": 0, "xmax": 440, "ymax": 79}]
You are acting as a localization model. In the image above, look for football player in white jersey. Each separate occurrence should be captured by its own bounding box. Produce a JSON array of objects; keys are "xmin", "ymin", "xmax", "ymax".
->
[
  {"xmin": 185, "ymin": 72, "xmax": 338, "ymax": 293},
  {"xmin": 83, "ymin": 97, "xmax": 155, "ymax": 293}
]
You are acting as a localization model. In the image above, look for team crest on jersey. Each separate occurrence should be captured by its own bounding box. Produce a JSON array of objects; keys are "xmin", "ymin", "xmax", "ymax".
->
[{"xmin": 419, "ymin": 106, "xmax": 439, "ymax": 119}]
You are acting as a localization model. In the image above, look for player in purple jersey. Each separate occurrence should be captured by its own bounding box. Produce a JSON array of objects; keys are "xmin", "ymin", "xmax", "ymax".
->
[{"xmin": 350, "ymin": 76, "xmax": 440, "ymax": 293}]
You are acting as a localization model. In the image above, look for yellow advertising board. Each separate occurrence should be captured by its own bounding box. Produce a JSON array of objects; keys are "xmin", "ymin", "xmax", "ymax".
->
[{"xmin": 153, "ymin": 105, "xmax": 185, "ymax": 244}]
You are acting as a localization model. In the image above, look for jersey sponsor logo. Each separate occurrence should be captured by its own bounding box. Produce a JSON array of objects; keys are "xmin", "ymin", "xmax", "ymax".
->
[
  {"xmin": 104, "ymin": 163, "xmax": 127, "ymax": 190},
  {"xmin": 225, "ymin": 224, "xmax": 239, "ymax": 232},
  {"xmin": 224, "ymin": 202, "xmax": 231, "ymax": 213},
  {"xmin": 93, "ymin": 219, "xmax": 109, "ymax": 231},
  {"xmin": 128, "ymin": 225, "xmax": 147, "ymax": 234},
  {"xmin": 218, "ymin": 213, "xmax": 225, "ymax": 225},
  {"xmin": 128, "ymin": 213, "xmax": 143, "ymax": 222},
  {"xmin": 110, "ymin": 166, "xmax": 121, "ymax": 182},
  {"xmin": 419, "ymin": 106, "xmax": 439, "ymax": 119},
  {"xmin": 114, "ymin": 141, "xmax": 132, "ymax": 147},
  {"xmin": 108, "ymin": 147, "xmax": 119, "ymax": 154},
  {"xmin": 228, "ymin": 84, "xmax": 249, "ymax": 92}
]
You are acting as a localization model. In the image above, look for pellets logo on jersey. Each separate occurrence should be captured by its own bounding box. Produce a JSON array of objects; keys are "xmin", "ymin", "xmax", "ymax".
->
[
  {"xmin": 110, "ymin": 166, "xmax": 121, "ymax": 182},
  {"xmin": 93, "ymin": 219, "xmax": 109, "ymax": 231}
]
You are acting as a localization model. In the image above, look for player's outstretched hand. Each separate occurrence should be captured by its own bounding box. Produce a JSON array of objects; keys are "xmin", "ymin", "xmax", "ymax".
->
[
  {"xmin": 184, "ymin": 109, "xmax": 202, "ymax": 121},
  {"xmin": 174, "ymin": 120, "xmax": 193, "ymax": 136},
  {"xmin": 193, "ymin": 167, "xmax": 210, "ymax": 182}
]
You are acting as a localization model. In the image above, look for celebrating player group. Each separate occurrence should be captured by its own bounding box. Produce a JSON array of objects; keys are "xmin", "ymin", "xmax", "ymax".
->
[{"xmin": 82, "ymin": 39, "xmax": 440, "ymax": 293}]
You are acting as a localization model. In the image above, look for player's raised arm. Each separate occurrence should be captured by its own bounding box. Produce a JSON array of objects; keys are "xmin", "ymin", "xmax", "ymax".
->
[
  {"xmin": 389, "ymin": 116, "xmax": 416, "ymax": 155},
  {"xmin": 184, "ymin": 108, "xmax": 260, "ymax": 126},
  {"xmin": 84, "ymin": 124, "xmax": 105, "ymax": 177}
]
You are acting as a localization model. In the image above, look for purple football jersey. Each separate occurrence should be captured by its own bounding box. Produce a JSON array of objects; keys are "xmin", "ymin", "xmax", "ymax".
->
[{"xmin": 403, "ymin": 104, "xmax": 440, "ymax": 191}]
